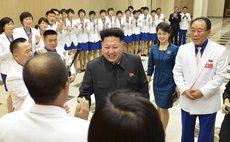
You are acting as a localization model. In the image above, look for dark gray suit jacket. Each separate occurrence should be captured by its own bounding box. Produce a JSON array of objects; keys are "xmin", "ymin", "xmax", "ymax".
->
[{"xmin": 78, "ymin": 53, "xmax": 149, "ymax": 107}]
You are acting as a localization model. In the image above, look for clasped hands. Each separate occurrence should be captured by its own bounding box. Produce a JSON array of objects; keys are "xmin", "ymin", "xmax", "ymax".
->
[{"xmin": 184, "ymin": 89, "xmax": 203, "ymax": 100}]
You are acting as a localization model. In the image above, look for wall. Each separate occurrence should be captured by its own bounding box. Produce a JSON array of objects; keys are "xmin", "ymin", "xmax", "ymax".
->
[
  {"xmin": 207, "ymin": 0, "xmax": 225, "ymax": 17},
  {"xmin": 0, "ymin": 0, "xmax": 107, "ymax": 27},
  {"xmin": 107, "ymin": 0, "xmax": 129, "ymax": 12}
]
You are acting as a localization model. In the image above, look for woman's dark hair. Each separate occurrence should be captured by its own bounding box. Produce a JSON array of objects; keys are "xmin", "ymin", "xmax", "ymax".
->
[
  {"xmin": 35, "ymin": 17, "xmax": 48, "ymax": 29},
  {"xmin": 88, "ymin": 90, "xmax": 165, "ymax": 142},
  {"xmin": 100, "ymin": 9, "xmax": 106, "ymax": 15},
  {"xmin": 107, "ymin": 8, "xmax": 114, "ymax": 14},
  {"xmin": 19, "ymin": 12, "xmax": 33, "ymax": 25},
  {"xmin": 60, "ymin": 9, "xmax": 67, "ymax": 15},
  {"xmin": 116, "ymin": 10, "xmax": 123, "ymax": 16},
  {"xmin": 156, "ymin": 22, "xmax": 172, "ymax": 42},
  {"xmin": 128, "ymin": 5, "xmax": 134, "ymax": 10},
  {"xmin": 67, "ymin": 8, "xmax": 74, "ymax": 14},
  {"xmin": 125, "ymin": 9, "xmax": 131, "ymax": 14},
  {"xmin": 78, "ymin": 9, "xmax": 86, "ymax": 17},
  {"xmin": 0, "ymin": 17, "xmax": 14, "ymax": 34},
  {"xmin": 89, "ymin": 11, "xmax": 96, "ymax": 16}
]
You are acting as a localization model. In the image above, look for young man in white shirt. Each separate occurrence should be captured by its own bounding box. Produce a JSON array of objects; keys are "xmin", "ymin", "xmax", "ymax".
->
[
  {"xmin": 179, "ymin": 6, "xmax": 191, "ymax": 45},
  {"xmin": 6, "ymin": 38, "xmax": 33, "ymax": 111}
]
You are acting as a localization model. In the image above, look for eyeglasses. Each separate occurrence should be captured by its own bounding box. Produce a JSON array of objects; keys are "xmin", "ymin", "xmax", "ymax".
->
[{"xmin": 190, "ymin": 28, "xmax": 207, "ymax": 34}]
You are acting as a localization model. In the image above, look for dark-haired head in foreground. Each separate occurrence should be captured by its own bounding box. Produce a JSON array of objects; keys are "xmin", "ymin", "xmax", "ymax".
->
[
  {"xmin": 88, "ymin": 89, "xmax": 165, "ymax": 142},
  {"xmin": 23, "ymin": 53, "xmax": 68, "ymax": 105}
]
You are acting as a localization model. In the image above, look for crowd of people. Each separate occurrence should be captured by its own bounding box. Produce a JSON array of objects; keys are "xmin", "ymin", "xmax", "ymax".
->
[{"xmin": 0, "ymin": 4, "xmax": 229, "ymax": 142}]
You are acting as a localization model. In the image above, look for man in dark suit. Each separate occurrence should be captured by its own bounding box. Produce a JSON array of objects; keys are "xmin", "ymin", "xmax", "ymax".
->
[
  {"xmin": 78, "ymin": 28, "xmax": 149, "ymax": 108},
  {"xmin": 169, "ymin": 7, "xmax": 181, "ymax": 45}
]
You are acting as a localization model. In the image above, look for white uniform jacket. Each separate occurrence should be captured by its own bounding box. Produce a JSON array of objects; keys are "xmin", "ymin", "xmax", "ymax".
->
[
  {"xmin": 14, "ymin": 27, "xmax": 43, "ymax": 50},
  {"xmin": 0, "ymin": 33, "xmax": 19, "ymax": 75},
  {"xmin": 0, "ymin": 104, "xmax": 89, "ymax": 142},
  {"xmin": 6, "ymin": 60, "xmax": 28, "ymax": 111},
  {"xmin": 173, "ymin": 40, "xmax": 228, "ymax": 114}
]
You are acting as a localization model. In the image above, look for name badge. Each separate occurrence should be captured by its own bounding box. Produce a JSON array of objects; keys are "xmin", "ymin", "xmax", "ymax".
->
[{"xmin": 205, "ymin": 59, "xmax": 213, "ymax": 68}]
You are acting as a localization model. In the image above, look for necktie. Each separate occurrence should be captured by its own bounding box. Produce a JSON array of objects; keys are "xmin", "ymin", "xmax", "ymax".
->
[{"xmin": 196, "ymin": 47, "xmax": 202, "ymax": 66}]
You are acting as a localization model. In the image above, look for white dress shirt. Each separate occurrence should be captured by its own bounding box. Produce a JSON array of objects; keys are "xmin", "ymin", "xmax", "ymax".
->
[
  {"xmin": 0, "ymin": 104, "xmax": 89, "ymax": 142},
  {"xmin": 179, "ymin": 12, "xmax": 191, "ymax": 30},
  {"xmin": 6, "ymin": 60, "xmax": 28, "ymax": 111}
]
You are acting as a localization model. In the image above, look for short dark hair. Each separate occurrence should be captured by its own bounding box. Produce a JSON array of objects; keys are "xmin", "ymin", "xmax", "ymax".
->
[
  {"xmin": 100, "ymin": 28, "xmax": 124, "ymax": 41},
  {"xmin": 107, "ymin": 8, "xmax": 114, "ymax": 14},
  {"xmin": 38, "ymin": 17, "xmax": 48, "ymax": 25},
  {"xmin": 133, "ymin": 10, "xmax": 138, "ymax": 15},
  {"xmin": 100, "ymin": 9, "xmax": 106, "ymax": 15},
  {"xmin": 89, "ymin": 11, "xmax": 96, "ymax": 16},
  {"xmin": 67, "ymin": 8, "xmax": 74, "ymax": 14},
  {"xmin": 125, "ymin": 9, "xmax": 131, "ymax": 14},
  {"xmin": 0, "ymin": 17, "xmax": 14, "ymax": 33},
  {"xmin": 60, "ymin": 9, "xmax": 67, "ymax": 15},
  {"xmin": 191, "ymin": 17, "xmax": 211, "ymax": 30},
  {"xmin": 46, "ymin": 10, "xmax": 56, "ymax": 16},
  {"xmin": 43, "ymin": 29, "xmax": 57, "ymax": 38},
  {"xmin": 128, "ymin": 6, "xmax": 134, "ymax": 10},
  {"xmin": 19, "ymin": 12, "xmax": 33, "ymax": 25},
  {"xmin": 23, "ymin": 53, "xmax": 68, "ymax": 104},
  {"xmin": 143, "ymin": 7, "xmax": 149, "ymax": 11},
  {"xmin": 35, "ymin": 17, "xmax": 48, "ymax": 29},
  {"xmin": 88, "ymin": 90, "xmax": 165, "ymax": 142},
  {"xmin": 116, "ymin": 10, "xmax": 123, "ymax": 16},
  {"xmin": 156, "ymin": 22, "xmax": 172, "ymax": 42},
  {"xmin": 10, "ymin": 38, "xmax": 27, "ymax": 54},
  {"xmin": 78, "ymin": 9, "xmax": 86, "ymax": 17},
  {"xmin": 51, "ymin": 8, "xmax": 60, "ymax": 14},
  {"xmin": 183, "ymin": 6, "xmax": 188, "ymax": 9},
  {"xmin": 156, "ymin": 8, "xmax": 161, "ymax": 11},
  {"xmin": 151, "ymin": 10, "xmax": 156, "ymax": 13}
]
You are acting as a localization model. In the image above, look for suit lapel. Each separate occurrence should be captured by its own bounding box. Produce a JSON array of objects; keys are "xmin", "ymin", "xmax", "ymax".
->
[{"xmin": 189, "ymin": 42, "xmax": 212, "ymax": 88}]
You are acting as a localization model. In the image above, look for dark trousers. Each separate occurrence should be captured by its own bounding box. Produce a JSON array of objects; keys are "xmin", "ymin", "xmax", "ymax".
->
[
  {"xmin": 1, "ymin": 73, "xmax": 7, "ymax": 91},
  {"xmin": 181, "ymin": 109, "xmax": 217, "ymax": 142},
  {"xmin": 171, "ymin": 30, "xmax": 179, "ymax": 46},
  {"xmin": 179, "ymin": 30, "xmax": 187, "ymax": 45},
  {"xmin": 219, "ymin": 114, "xmax": 230, "ymax": 142}
]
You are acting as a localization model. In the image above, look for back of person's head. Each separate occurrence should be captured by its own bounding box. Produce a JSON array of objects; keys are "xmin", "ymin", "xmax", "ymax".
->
[
  {"xmin": 10, "ymin": 38, "xmax": 27, "ymax": 54},
  {"xmin": 100, "ymin": 27, "xmax": 124, "ymax": 41},
  {"xmin": 0, "ymin": 17, "xmax": 14, "ymax": 34},
  {"xmin": 19, "ymin": 11, "xmax": 33, "ymax": 24},
  {"xmin": 88, "ymin": 90, "xmax": 165, "ymax": 142},
  {"xmin": 23, "ymin": 53, "xmax": 68, "ymax": 104},
  {"xmin": 43, "ymin": 29, "xmax": 57, "ymax": 38},
  {"xmin": 191, "ymin": 17, "xmax": 211, "ymax": 30}
]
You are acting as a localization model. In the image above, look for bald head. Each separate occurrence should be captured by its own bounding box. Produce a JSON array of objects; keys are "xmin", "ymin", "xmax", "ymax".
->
[{"xmin": 23, "ymin": 53, "xmax": 68, "ymax": 104}]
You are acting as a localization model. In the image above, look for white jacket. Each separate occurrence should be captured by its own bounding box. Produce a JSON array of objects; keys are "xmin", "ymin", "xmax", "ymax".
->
[
  {"xmin": 173, "ymin": 40, "xmax": 228, "ymax": 114},
  {"xmin": 6, "ymin": 60, "xmax": 28, "ymax": 111},
  {"xmin": 0, "ymin": 33, "xmax": 19, "ymax": 74}
]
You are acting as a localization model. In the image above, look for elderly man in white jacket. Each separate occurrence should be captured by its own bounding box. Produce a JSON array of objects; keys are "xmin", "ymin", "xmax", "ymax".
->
[
  {"xmin": 173, "ymin": 17, "xmax": 228, "ymax": 142},
  {"xmin": 6, "ymin": 38, "xmax": 33, "ymax": 111}
]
